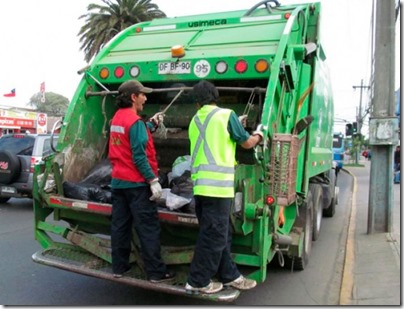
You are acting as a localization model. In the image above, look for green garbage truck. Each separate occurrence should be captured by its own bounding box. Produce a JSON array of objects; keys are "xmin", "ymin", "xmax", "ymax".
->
[{"xmin": 32, "ymin": 0, "xmax": 337, "ymax": 302}]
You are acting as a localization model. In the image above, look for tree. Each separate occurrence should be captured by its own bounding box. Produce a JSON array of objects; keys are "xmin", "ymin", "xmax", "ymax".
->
[
  {"xmin": 78, "ymin": 0, "xmax": 166, "ymax": 63},
  {"xmin": 28, "ymin": 92, "xmax": 69, "ymax": 117}
]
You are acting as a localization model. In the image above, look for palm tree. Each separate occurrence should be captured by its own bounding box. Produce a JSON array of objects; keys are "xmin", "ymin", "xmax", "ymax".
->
[{"xmin": 78, "ymin": 0, "xmax": 166, "ymax": 63}]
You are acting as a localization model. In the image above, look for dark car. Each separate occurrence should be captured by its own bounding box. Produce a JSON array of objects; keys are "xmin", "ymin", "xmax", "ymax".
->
[{"xmin": 0, "ymin": 133, "xmax": 58, "ymax": 203}]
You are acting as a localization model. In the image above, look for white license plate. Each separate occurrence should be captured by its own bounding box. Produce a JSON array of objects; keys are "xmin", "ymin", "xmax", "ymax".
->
[
  {"xmin": 158, "ymin": 61, "xmax": 191, "ymax": 74},
  {"xmin": 1, "ymin": 186, "xmax": 16, "ymax": 194}
]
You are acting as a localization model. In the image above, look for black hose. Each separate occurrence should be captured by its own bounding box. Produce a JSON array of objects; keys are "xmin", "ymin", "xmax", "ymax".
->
[{"xmin": 243, "ymin": 0, "xmax": 281, "ymax": 16}]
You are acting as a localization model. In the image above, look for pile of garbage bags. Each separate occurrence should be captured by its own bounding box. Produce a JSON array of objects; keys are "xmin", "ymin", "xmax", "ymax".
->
[
  {"xmin": 63, "ymin": 156, "xmax": 195, "ymax": 213},
  {"xmin": 63, "ymin": 159, "xmax": 112, "ymax": 204}
]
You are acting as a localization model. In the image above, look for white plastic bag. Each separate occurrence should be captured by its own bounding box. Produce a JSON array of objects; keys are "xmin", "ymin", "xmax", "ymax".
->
[
  {"xmin": 156, "ymin": 188, "xmax": 191, "ymax": 211},
  {"xmin": 171, "ymin": 155, "xmax": 191, "ymax": 178}
]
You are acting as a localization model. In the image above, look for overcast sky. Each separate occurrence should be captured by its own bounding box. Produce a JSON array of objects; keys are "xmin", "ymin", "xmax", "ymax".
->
[{"xmin": 0, "ymin": 0, "xmax": 400, "ymax": 134}]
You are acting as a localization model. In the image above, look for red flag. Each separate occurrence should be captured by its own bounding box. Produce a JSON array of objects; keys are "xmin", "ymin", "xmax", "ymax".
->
[
  {"xmin": 3, "ymin": 88, "xmax": 15, "ymax": 97},
  {"xmin": 40, "ymin": 82, "xmax": 45, "ymax": 93}
]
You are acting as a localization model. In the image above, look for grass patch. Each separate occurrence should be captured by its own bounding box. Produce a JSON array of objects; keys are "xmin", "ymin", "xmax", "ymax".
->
[{"xmin": 344, "ymin": 163, "xmax": 365, "ymax": 167}]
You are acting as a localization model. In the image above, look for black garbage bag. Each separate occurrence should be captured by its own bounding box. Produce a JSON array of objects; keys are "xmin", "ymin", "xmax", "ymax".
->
[
  {"xmin": 88, "ymin": 186, "xmax": 111, "ymax": 203},
  {"xmin": 80, "ymin": 159, "xmax": 112, "ymax": 187},
  {"xmin": 63, "ymin": 181, "xmax": 91, "ymax": 200},
  {"xmin": 63, "ymin": 181, "xmax": 111, "ymax": 203},
  {"xmin": 158, "ymin": 170, "xmax": 169, "ymax": 188},
  {"xmin": 170, "ymin": 170, "xmax": 195, "ymax": 213}
]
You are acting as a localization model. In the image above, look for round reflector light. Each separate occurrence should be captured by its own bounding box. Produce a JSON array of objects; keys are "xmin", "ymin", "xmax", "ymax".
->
[
  {"xmin": 265, "ymin": 195, "xmax": 275, "ymax": 205},
  {"xmin": 215, "ymin": 61, "xmax": 228, "ymax": 74},
  {"xmin": 235, "ymin": 60, "xmax": 248, "ymax": 73},
  {"xmin": 99, "ymin": 68, "xmax": 109, "ymax": 79},
  {"xmin": 136, "ymin": 27, "xmax": 142, "ymax": 33},
  {"xmin": 284, "ymin": 12, "xmax": 291, "ymax": 19},
  {"xmin": 130, "ymin": 66, "xmax": 140, "ymax": 78},
  {"xmin": 114, "ymin": 66, "xmax": 125, "ymax": 78},
  {"xmin": 255, "ymin": 59, "xmax": 269, "ymax": 73}
]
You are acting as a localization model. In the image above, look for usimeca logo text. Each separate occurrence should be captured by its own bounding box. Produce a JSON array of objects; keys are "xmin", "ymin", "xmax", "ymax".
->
[{"xmin": 188, "ymin": 19, "xmax": 227, "ymax": 27}]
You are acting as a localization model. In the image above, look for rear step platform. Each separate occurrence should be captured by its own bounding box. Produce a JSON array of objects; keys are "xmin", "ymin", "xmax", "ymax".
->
[{"xmin": 32, "ymin": 246, "xmax": 240, "ymax": 302}]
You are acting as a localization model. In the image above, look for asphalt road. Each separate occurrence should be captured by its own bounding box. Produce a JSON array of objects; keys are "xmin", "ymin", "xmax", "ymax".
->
[{"xmin": 0, "ymin": 171, "xmax": 353, "ymax": 306}]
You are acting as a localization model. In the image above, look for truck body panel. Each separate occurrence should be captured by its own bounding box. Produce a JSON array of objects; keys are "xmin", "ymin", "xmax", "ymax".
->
[{"xmin": 33, "ymin": 1, "xmax": 335, "ymax": 302}]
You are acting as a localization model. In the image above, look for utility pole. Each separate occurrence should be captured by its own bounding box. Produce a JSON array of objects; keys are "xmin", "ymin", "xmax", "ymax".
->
[
  {"xmin": 368, "ymin": 0, "xmax": 398, "ymax": 234},
  {"xmin": 353, "ymin": 79, "xmax": 371, "ymax": 134},
  {"xmin": 353, "ymin": 79, "xmax": 370, "ymax": 164}
]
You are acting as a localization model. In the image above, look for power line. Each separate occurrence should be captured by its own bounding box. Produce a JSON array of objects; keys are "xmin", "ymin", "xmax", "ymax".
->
[{"xmin": 352, "ymin": 79, "xmax": 371, "ymax": 134}]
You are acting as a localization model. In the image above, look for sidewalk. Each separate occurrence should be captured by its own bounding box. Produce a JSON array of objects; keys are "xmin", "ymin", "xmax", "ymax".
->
[{"xmin": 340, "ymin": 160, "xmax": 401, "ymax": 305}]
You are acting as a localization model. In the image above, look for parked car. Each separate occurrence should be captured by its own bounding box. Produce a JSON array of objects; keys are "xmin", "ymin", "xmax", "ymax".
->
[{"xmin": 0, "ymin": 133, "xmax": 58, "ymax": 203}]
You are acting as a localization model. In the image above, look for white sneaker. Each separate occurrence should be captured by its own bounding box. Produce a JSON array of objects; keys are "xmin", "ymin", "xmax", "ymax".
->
[
  {"xmin": 185, "ymin": 281, "xmax": 223, "ymax": 294},
  {"xmin": 224, "ymin": 275, "xmax": 257, "ymax": 290},
  {"xmin": 112, "ymin": 267, "xmax": 131, "ymax": 278}
]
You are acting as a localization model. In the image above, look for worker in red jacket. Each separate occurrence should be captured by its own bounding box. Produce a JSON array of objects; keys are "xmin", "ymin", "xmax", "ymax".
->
[{"xmin": 108, "ymin": 79, "xmax": 175, "ymax": 283}]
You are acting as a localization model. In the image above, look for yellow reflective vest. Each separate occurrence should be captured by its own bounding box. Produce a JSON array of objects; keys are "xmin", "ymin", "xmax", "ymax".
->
[{"xmin": 188, "ymin": 105, "xmax": 236, "ymax": 198}]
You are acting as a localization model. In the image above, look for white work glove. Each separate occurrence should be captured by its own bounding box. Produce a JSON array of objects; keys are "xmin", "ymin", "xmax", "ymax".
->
[
  {"xmin": 149, "ymin": 178, "xmax": 162, "ymax": 201},
  {"xmin": 238, "ymin": 114, "xmax": 248, "ymax": 128},
  {"xmin": 252, "ymin": 125, "xmax": 264, "ymax": 146},
  {"xmin": 150, "ymin": 112, "xmax": 165, "ymax": 127}
]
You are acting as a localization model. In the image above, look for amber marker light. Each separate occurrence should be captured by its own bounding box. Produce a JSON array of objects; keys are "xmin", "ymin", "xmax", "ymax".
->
[
  {"xmin": 99, "ymin": 68, "xmax": 109, "ymax": 79},
  {"xmin": 171, "ymin": 45, "xmax": 185, "ymax": 58},
  {"xmin": 114, "ymin": 66, "xmax": 125, "ymax": 78},
  {"xmin": 235, "ymin": 60, "xmax": 248, "ymax": 73},
  {"xmin": 255, "ymin": 59, "xmax": 269, "ymax": 73}
]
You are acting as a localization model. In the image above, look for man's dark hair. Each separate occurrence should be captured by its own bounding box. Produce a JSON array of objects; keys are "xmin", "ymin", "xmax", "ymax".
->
[
  {"xmin": 115, "ymin": 93, "xmax": 133, "ymax": 108},
  {"xmin": 193, "ymin": 80, "xmax": 219, "ymax": 106},
  {"xmin": 115, "ymin": 80, "xmax": 153, "ymax": 108}
]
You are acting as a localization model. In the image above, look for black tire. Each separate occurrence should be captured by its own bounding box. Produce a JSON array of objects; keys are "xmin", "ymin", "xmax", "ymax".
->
[
  {"xmin": 0, "ymin": 197, "xmax": 11, "ymax": 203},
  {"xmin": 323, "ymin": 170, "xmax": 337, "ymax": 217},
  {"xmin": 293, "ymin": 191, "xmax": 313, "ymax": 270},
  {"xmin": 324, "ymin": 196, "xmax": 336, "ymax": 218},
  {"xmin": 0, "ymin": 151, "xmax": 21, "ymax": 184},
  {"xmin": 310, "ymin": 183, "xmax": 323, "ymax": 241}
]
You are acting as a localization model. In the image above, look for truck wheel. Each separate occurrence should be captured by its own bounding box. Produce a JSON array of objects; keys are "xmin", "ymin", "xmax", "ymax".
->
[
  {"xmin": 310, "ymin": 183, "xmax": 323, "ymax": 241},
  {"xmin": 293, "ymin": 191, "xmax": 313, "ymax": 270},
  {"xmin": 323, "ymin": 170, "xmax": 337, "ymax": 217},
  {"xmin": 0, "ymin": 151, "xmax": 21, "ymax": 184},
  {"xmin": 324, "ymin": 196, "xmax": 336, "ymax": 218}
]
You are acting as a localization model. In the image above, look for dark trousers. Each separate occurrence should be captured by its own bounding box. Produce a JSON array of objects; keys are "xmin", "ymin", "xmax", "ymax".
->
[
  {"xmin": 111, "ymin": 187, "xmax": 167, "ymax": 279},
  {"xmin": 187, "ymin": 195, "xmax": 240, "ymax": 287}
]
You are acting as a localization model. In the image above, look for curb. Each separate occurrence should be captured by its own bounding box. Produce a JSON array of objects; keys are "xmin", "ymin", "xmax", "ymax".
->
[{"xmin": 338, "ymin": 168, "xmax": 356, "ymax": 305}]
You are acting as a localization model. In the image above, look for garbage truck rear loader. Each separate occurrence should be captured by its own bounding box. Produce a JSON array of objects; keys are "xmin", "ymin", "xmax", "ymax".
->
[{"xmin": 32, "ymin": 1, "xmax": 336, "ymax": 302}]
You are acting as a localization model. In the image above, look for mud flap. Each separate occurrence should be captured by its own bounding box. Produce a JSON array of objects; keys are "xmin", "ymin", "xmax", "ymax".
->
[{"xmin": 32, "ymin": 246, "xmax": 240, "ymax": 302}]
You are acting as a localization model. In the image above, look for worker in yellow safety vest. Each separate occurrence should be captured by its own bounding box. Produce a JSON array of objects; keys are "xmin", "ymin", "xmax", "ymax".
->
[{"xmin": 185, "ymin": 80, "xmax": 263, "ymax": 294}]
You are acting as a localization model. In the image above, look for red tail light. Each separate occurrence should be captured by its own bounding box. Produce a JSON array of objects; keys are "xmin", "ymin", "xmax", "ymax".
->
[
  {"xmin": 235, "ymin": 60, "xmax": 248, "ymax": 73},
  {"xmin": 266, "ymin": 195, "xmax": 275, "ymax": 205},
  {"xmin": 30, "ymin": 157, "xmax": 36, "ymax": 173},
  {"xmin": 114, "ymin": 66, "xmax": 125, "ymax": 78}
]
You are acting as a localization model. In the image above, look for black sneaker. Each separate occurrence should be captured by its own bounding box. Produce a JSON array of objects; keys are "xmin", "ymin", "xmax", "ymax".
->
[
  {"xmin": 113, "ymin": 266, "xmax": 131, "ymax": 278},
  {"xmin": 149, "ymin": 271, "xmax": 176, "ymax": 283}
]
